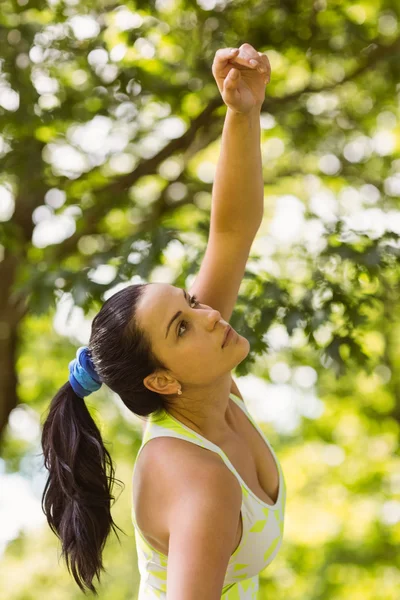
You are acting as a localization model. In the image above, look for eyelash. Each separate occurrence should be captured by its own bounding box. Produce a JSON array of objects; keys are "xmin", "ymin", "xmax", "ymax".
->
[{"xmin": 177, "ymin": 295, "xmax": 200, "ymax": 338}]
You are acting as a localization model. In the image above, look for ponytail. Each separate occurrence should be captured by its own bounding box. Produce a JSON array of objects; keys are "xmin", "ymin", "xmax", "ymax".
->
[
  {"xmin": 41, "ymin": 283, "xmax": 170, "ymax": 593},
  {"xmin": 41, "ymin": 382, "xmax": 124, "ymax": 595}
]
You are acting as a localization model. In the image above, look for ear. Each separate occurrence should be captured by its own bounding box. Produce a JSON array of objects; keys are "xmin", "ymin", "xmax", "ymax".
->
[{"xmin": 143, "ymin": 372, "xmax": 178, "ymax": 396}]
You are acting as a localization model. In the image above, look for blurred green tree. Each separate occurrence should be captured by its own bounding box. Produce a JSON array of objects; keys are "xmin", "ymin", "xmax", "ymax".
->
[{"xmin": 0, "ymin": 0, "xmax": 399, "ymax": 598}]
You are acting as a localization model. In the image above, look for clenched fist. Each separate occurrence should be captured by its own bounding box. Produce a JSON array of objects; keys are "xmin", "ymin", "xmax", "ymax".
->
[{"xmin": 212, "ymin": 43, "xmax": 271, "ymax": 114}]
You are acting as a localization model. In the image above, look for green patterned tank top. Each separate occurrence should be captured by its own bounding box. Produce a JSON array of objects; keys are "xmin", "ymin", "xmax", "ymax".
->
[{"xmin": 132, "ymin": 392, "xmax": 286, "ymax": 599}]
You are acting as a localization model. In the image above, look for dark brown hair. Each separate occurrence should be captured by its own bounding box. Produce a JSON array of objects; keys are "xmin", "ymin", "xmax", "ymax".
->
[{"xmin": 41, "ymin": 283, "xmax": 169, "ymax": 595}]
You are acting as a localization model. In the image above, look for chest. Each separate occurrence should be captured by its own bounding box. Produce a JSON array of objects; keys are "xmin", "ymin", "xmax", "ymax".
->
[{"xmin": 225, "ymin": 400, "xmax": 280, "ymax": 506}]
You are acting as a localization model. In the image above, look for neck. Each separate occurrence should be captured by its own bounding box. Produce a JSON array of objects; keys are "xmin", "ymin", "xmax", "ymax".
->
[{"xmin": 166, "ymin": 375, "xmax": 236, "ymax": 442}]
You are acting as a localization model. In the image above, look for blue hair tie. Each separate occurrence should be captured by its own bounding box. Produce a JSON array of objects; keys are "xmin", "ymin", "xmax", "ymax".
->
[{"xmin": 68, "ymin": 346, "xmax": 102, "ymax": 398}]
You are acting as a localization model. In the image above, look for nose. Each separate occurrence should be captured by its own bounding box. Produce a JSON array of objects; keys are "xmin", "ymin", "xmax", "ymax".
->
[{"xmin": 207, "ymin": 309, "xmax": 223, "ymax": 329}]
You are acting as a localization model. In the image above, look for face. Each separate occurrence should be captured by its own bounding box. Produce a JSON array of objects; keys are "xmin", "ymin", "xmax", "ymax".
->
[{"xmin": 136, "ymin": 283, "xmax": 249, "ymax": 395}]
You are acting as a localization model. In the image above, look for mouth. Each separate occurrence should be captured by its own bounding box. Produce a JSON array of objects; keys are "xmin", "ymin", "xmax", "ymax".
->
[{"xmin": 222, "ymin": 325, "xmax": 232, "ymax": 348}]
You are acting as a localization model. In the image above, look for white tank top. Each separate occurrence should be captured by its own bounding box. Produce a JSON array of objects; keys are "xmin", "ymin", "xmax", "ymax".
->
[{"xmin": 131, "ymin": 392, "xmax": 287, "ymax": 599}]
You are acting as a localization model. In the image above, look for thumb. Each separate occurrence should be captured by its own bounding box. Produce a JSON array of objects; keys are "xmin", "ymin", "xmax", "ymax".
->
[{"xmin": 224, "ymin": 68, "xmax": 240, "ymax": 90}]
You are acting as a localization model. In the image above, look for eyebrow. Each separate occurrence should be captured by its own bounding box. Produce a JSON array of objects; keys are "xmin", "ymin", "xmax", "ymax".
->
[{"xmin": 165, "ymin": 289, "xmax": 189, "ymax": 339}]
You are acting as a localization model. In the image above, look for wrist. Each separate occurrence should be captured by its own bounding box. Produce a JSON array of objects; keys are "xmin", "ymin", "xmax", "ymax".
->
[
  {"xmin": 228, "ymin": 106, "xmax": 261, "ymax": 118},
  {"xmin": 227, "ymin": 106, "xmax": 261, "ymax": 119},
  {"xmin": 227, "ymin": 107, "xmax": 261, "ymax": 127}
]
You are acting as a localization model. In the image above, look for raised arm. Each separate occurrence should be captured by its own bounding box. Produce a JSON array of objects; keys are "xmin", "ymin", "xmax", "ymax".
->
[
  {"xmin": 188, "ymin": 106, "xmax": 262, "ymax": 323},
  {"xmin": 210, "ymin": 42, "xmax": 270, "ymax": 236},
  {"xmin": 188, "ymin": 44, "xmax": 270, "ymax": 322}
]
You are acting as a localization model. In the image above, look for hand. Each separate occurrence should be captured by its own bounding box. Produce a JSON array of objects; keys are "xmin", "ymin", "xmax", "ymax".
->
[{"xmin": 212, "ymin": 43, "xmax": 271, "ymax": 115}]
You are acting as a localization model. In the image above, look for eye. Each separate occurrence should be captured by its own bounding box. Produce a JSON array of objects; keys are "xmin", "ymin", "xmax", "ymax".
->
[{"xmin": 177, "ymin": 295, "xmax": 200, "ymax": 338}]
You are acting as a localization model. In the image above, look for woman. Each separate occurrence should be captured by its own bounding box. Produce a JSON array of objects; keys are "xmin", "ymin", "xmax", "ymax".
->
[{"xmin": 41, "ymin": 43, "xmax": 284, "ymax": 599}]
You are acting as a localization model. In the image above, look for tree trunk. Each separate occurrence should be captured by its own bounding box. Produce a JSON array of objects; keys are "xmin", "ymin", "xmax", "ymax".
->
[
  {"xmin": 0, "ymin": 323, "xmax": 19, "ymax": 448},
  {"xmin": 0, "ymin": 253, "xmax": 26, "ymax": 446}
]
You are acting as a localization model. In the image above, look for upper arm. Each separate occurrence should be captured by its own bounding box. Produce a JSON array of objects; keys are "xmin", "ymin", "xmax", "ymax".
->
[
  {"xmin": 188, "ymin": 229, "xmax": 251, "ymax": 404},
  {"xmin": 188, "ymin": 229, "xmax": 255, "ymax": 324},
  {"xmin": 166, "ymin": 459, "xmax": 242, "ymax": 600}
]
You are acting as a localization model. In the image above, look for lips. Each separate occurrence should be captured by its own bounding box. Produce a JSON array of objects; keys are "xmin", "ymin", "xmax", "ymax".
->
[{"xmin": 222, "ymin": 325, "xmax": 232, "ymax": 348}]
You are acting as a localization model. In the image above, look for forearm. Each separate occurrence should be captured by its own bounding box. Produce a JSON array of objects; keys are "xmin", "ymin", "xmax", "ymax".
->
[{"xmin": 210, "ymin": 107, "xmax": 264, "ymax": 236}]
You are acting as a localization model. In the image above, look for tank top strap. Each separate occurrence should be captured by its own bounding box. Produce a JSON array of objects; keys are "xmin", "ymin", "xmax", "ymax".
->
[
  {"xmin": 229, "ymin": 392, "xmax": 256, "ymax": 418},
  {"xmin": 145, "ymin": 407, "xmax": 224, "ymax": 455}
]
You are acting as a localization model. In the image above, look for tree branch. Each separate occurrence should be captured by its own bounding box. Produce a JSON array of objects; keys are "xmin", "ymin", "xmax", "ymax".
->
[{"xmin": 47, "ymin": 37, "xmax": 400, "ymax": 263}]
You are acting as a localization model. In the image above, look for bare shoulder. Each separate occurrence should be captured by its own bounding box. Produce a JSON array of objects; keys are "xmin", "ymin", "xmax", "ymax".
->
[
  {"xmin": 133, "ymin": 435, "xmax": 240, "ymax": 557},
  {"xmin": 133, "ymin": 437, "xmax": 217, "ymax": 548},
  {"xmin": 146, "ymin": 435, "xmax": 240, "ymax": 506},
  {"xmin": 138, "ymin": 434, "xmax": 228, "ymax": 483}
]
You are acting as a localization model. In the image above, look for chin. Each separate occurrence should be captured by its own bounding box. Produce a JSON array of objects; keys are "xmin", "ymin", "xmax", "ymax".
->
[{"xmin": 233, "ymin": 336, "xmax": 250, "ymax": 360}]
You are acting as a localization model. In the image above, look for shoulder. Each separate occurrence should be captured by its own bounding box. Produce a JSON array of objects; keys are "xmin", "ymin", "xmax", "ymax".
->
[
  {"xmin": 139, "ymin": 434, "xmax": 228, "ymax": 479},
  {"xmin": 135, "ymin": 436, "xmax": 241, "ymax": 549},
  {"xmin": 158, "ymin": 439, "xmax": 241, "ymax": 545},
  {"xmin": 139, "ymin": 436, "xmax": 241, "ymax": 506}
]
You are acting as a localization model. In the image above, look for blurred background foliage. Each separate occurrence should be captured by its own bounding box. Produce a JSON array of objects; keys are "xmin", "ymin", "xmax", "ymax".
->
[{"xmin": 0, "ymin": 0, "xmax": 400, "ymax": 598}]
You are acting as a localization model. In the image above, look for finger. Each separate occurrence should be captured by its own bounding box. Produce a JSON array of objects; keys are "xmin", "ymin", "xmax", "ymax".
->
[
  {"xmin": 239, "ymin": 42, "xmax": 258, "ymax": 56},
  {"xmin": 235, "ymin": 44, "xmax": 262, "ymax": 66},
  {"xmin": 224, "ymin": 67, "xmax": 240, "ymax": 88},
  {"xmin": 215, "ymin": 47, "xmax": 239, "ymax": 65},
  {"xmin": 248, "ymin": 58, "xmax": 269, "ymax": 75},
  {"xmin": 223, "ymin": 46, "xmax": 270, "ymax": 78},
  {"xmin": 249, "ymin": 58, "xmax": 266, "ymax": 72},
  {"xmin": 238, "ymin": 49, "xmax": 269, "ymax": 73},
  {"xmin": 230, "ymin": 55, "xmax": 263, "ymax": 73},
  {"xmin": 258, "ymin": 54, "xmax": 271, "ymax": 71},
  {"xmin": 235, "ymin": 52, "xmax": 266, "ymax": 74},
  {"xmin": 258, "ymin": 53, "xmax": 271, "ymax": 77}
]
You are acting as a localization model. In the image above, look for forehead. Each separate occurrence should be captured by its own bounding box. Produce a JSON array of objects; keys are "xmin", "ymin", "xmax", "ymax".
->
[{"xmin": 138, "ymin": 283, "xmax": 179, "ymax": 332}]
